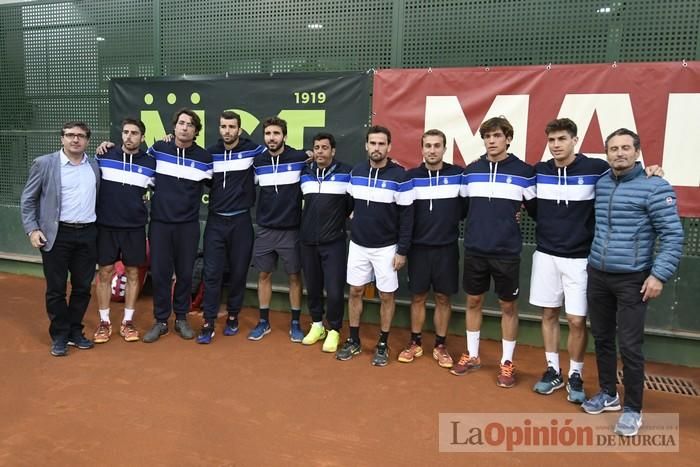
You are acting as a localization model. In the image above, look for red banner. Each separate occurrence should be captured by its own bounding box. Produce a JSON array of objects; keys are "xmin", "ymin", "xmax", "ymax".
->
[{"xmin": 372, "ymin": 62, "xmax": 700, "ymax": 216}]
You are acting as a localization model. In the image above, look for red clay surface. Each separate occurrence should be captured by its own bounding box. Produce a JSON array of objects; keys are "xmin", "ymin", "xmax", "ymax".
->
[{"xmin": 0, "ymin": 272, "xmax": 698, "ymax": 466}]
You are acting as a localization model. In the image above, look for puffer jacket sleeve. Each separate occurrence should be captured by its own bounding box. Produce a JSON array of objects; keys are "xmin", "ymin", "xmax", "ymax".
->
[{"xmin": 647, "ymin": 182, "xmax": 684, "ymax": 282}]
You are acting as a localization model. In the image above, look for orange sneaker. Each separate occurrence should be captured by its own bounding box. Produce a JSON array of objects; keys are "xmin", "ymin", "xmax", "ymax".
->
[
  {"xmin": 397, "ymin": 342, "xmax": 423, "ymax": 363},
  {"xmin": 120, "ymin": 321, "xmax": 140, "ymax": 342},
  {"xmin": 449, "ymin": 352, "xmax": 481, "ymax": 376},
  {"xmin": 432, "ymin": 344, "xmax": 454, "ymax": 368},
  {"xmin": 497, "ymin": 360, "xmax": 516, "ymax": 388},
  {"xmin": 93, "ymin": 321, "xmax": 112, "ymax": 344}
]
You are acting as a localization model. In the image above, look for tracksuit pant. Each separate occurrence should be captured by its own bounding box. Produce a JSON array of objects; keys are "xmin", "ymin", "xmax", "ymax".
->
[
  {"xmin": 201, "ymin": 211, "xmax": 254, "ymax": 323},
  {"xmin": 300, "ymin": 237, "xmax": 347, "ymax": 331},
  {"xmin": 149, "ymin": 220, "xmax": 200, "ymax": 322}
]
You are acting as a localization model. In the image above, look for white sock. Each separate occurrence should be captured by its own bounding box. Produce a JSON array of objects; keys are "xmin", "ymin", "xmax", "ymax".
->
[
  {"xmin": 569, "ymin": 360, "xmax": 584, "ymax": 378},
  {"xmin": 501, "ymin": 339, "xmax": 516, "ymax": 364},
  {"xmin": 312, "ymin": 321, "xmax": 323, "ymax": 329},
  {"xmin": 123, "ymin": 308, "xmax": 135, "ymax": 322},
  {"xmin": 466, "ymin": 331, "xmax": 480, "ymax": 358},
  {"xmin": 99, "ymin": 309, "xmax": 110, "ymax": 323},
  {"xmin": 545, "ymin": 352, "xmax": 560, "ymax": 371}
]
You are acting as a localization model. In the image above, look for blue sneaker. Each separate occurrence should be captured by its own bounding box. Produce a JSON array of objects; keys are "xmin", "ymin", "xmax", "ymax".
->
[
  {"xmin": 533, "ymin": 367, "xmax": 565, "ymax": 395},
  {"xmin": 614, "ymin": 407, "xmax": 643, "ymax": 436},
  {"xmin": 248, "ymin": 320, "xmax": 271, "ymax": 341},
  {"xmin": 50, "ymin": 339, "xmax": 68, "ymax": 357},
  {"xmin": 67, "ymin": 333, "xmax": 94, "ymax": 350},
  {"xmin": 581, "ymin": 390, "xmax": 621, "ymax": 415},
  {"xmin": 196, "ymin": 323, "xmax": 215, "ymax": 344},
  {"xmin": 223, "ymin": 318, "xmax": 239, "ymax": 336},
  {"xmin": 289, "ymin": 320, "xmax": 303, "ymax": 343},
  {"xmin": 566, "ymin": 372, "xmax": 587, "ymax": 404}
]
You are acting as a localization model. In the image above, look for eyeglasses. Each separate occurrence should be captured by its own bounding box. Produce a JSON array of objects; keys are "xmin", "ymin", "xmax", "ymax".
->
[
  {"xmin": 62, "ymin": 133, "xmax": 88, "ymax": 140},
  {"xmin": 176, "ymin": 120, "xmax": 195, "ymax": 128}
]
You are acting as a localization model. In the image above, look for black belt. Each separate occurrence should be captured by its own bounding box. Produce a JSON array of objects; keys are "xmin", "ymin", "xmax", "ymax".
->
[{"xmin": 59, "ymin": 222, "xmax": 94, "ymax": 229}]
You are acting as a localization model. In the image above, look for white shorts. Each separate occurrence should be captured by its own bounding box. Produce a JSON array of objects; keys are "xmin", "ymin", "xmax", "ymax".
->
[
  {"xmin": 346, "ymin": 241, "xmax": 398, "ymax": 293},
  {"xmin": 529, "ymin": 251, "xmax": 588, "ymax": 316}
]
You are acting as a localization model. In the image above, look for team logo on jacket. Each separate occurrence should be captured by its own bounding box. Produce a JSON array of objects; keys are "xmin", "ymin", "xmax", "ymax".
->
[
  {"xmin": 443, "ymin": 178, "xmax": 448, "ymax": 184},
  {"xmin": 190, "ymin": 161, "xmax": 195, "ymax": 168},
  {"xmin": 506, "ymin": 176, "xmax": 512, "ymax": 184},
  {"xmin": 287, "ymin": 164, "xmax": 292, "ymax": 171},
  {"xmin": 578, "ymin": 177, "xmax": 584, "ymax": 185},
  {"xmin": 666, "ymin": 196, "xmax": 675, "ymax": 205},
  {"xmin": 238, "ymin": 154, "xmax": 242, "ymax": 159},
  {"xmin": 382, "ymin": 181, "xmax": 387, "ymax": 188},
  {"xmin": 331, "ymin": 175, "xmax": 335, "ymax": 181},
  {"xmin": 138, "ymin": 167, "xmax": 143, "ymax": 173}
]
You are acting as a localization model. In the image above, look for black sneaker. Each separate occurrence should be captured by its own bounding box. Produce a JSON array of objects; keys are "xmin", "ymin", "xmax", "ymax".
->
[
  {"xmin": 533, "ymin": 366, "xmax": 564, "ymax": 395},
  {"xmin": 566, "ymin": 372, "xmax": 587, "ymax": 404},
  {"xmin": 67, "ymin": 333, "xmax": 94, "ymax": 350},
  {"xmin": 371, "ymin": 342, "xmax": 389, "ymax": 367},
  {"xmin": 174, "ymin": 319, "xmax": 195, "ymax": 340},
  {"xmin": 142, "ymin": 322, "xmax": 168, "ymax": 343},
  {"xmin": 335, "ymin": 338, "xmax": 361, "ymax": 361}
]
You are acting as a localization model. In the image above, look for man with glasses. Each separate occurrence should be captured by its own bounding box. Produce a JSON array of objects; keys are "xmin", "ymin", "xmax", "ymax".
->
[{"xmin": 21, "ymin": 121, "xmax": 101, "ymax": 356}]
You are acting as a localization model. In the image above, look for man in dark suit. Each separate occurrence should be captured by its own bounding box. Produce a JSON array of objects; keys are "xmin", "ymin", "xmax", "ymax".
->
[{"xmin": 21, "ymin": 121, "xmax": 101, "ymax": 356}]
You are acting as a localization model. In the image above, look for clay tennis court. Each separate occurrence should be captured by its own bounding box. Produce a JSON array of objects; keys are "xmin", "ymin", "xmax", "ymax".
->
[{"xmin": 0, "ymin": 272, "xmax": 698, "ymax": 466}]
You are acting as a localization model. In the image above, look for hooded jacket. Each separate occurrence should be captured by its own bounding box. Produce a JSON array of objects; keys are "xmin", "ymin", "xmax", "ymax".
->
[
  {"xmin": 534, "ymin": 153, "xmax": 610, "ymax": 258},
  {"xmin": 148, "ymin": 140, "xmax": 212, "ymax": 224},
  {"xmin": 300, "ymin": 159, "xmax": 353, "ymax": 245},
  {"xmin": 588, "ymin": 163, "xmax": 684, "ymax": 282},
  {"xmin": 207, "ymin": 137, "xmax": 265, "ymax": 214},
  {"xmin": 407, "ymin": 162, "xmax": 465, "ymax": 246},
  {"xmin": 96, "ymin": 146, "xmax": 155, "ymax": 229},
  {"xmin": 461, "ymin": 153, "xmax": 536, "ymax": 258},
  {"xmin": 347, "ymin": 158, "xmax": 414, "ymax": 255},
  {"xmin": 253, "ymin": 145, "xmax": 307, "ymax": 229}
]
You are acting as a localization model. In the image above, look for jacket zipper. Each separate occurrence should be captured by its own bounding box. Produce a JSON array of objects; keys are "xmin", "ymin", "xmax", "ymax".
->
[{"xmin": 602, "ymin": 179, "xmax": 620, "ymax": 271}]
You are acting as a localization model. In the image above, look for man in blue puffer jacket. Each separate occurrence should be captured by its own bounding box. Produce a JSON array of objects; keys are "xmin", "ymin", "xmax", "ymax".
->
[{"xmin": 582, "ymin": 128, "xmax": 684, "ymax": 437}]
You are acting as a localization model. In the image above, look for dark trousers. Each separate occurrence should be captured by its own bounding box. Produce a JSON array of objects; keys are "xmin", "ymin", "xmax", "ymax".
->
[
  {"xmin": 587, "ymin": 265, "xmax": 649, "ymax": 412},
  {"xmin": 40, "ymin": 224, "xmax": 97, "ymax": 342},
  {"xmin": 201, "ymin": 211, "xmax": 254, "ymax": 322},
  {"xmin": 149, "ymin": 220, "xmax": 200, "ymax": 322},
  {"xmin": 300, "ymin": 238, "xmax": 347, "ymax": 331}
]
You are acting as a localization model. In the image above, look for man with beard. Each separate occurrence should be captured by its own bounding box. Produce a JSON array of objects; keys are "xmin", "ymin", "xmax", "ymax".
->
[
  {"xmin": 196, "ymin": 111, "xmax": 265, "ymax": 343},
  {"xmin": 93, "ymin": 118, "xmax": 155, "ymax": 344},
  {"xmin": 249, "ymin": 117, "xmax": 308, "ymax": 342},
  {"xmin": 336, "ymin": 125, "xmax": 414, "ymax": 366}
]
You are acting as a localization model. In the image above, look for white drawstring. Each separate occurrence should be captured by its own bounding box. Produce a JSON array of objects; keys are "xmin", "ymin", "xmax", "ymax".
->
[
  {"xmin": 556, "ymin": 166, "xmax": 570, "ymax": 206},
  {"xmin": 489, "ymin": 161, "xmax": 499, "ymax": 200},
  {"xmin": 122, "ymin": 152, "xmax": 134, "ymax": 185},
  {"xmin": 428, "ymin": 169, "xmax": 439, "ymax": 211},
  {"xmin": 367, "ymin": 167, "xmax": 380, "ymax": 206},
  {"xmin": 271, "ymin": 155, "xmax": 280, "ymax": 193},
  {"xmin": 223, "ymin": 150, "xmax": 231, "ymax": 188},
  {"xmin": 176, "ymin": 147, "xmax": 185, "ymax": 180},
  {"xmin": 316, "ymin": 166, "xmax": 326, "ymax": 193},
  {"xmin": 564, "ymin": 165, "xmax": 569, "ymax": 206}
]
